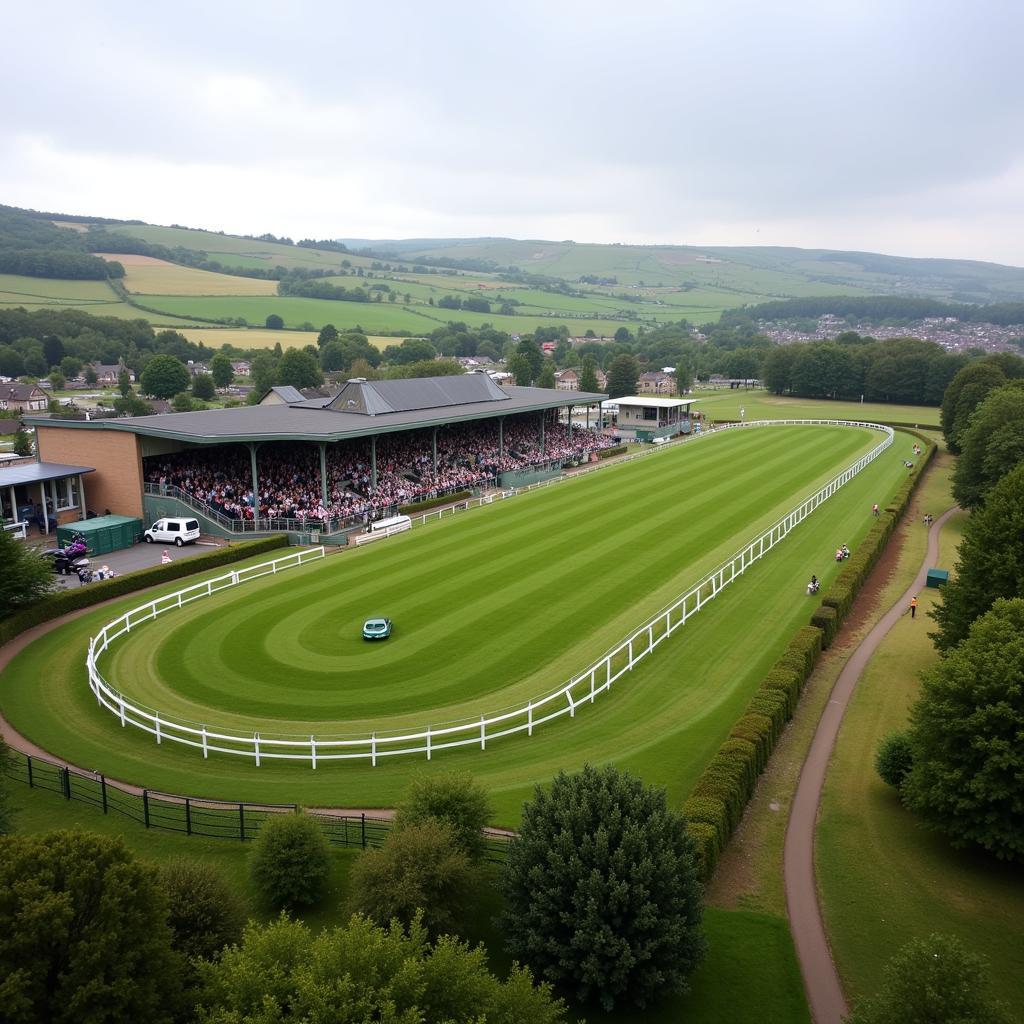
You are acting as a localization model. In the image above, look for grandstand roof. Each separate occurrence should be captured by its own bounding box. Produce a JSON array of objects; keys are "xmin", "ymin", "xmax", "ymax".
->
[
  {"xmin": 613, "ymin": 396, "xmax": 699, "ymax": 409},
  {"xmin": 26, "ymin": 376, "xmax": 607, "ymax": 446}
]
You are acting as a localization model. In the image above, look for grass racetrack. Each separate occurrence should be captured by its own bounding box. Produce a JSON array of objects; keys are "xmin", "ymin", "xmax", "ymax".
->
[{"xmin": 1, "ymin": 425, "xmax": 915, "ymax": 823}]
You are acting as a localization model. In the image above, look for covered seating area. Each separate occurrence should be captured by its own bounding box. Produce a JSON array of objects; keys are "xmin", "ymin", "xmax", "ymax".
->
[{"xmin": 0, "ymin": 462, "xmax": 94, "ymax": 538}]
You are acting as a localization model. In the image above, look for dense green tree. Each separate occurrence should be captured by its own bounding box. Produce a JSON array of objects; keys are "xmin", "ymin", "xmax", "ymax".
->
[
  {"xmin": 384, "ymin": 358, "xmax": 464, "ymax": 379},
  {"xmin": 940, "ymin": 361, "xmax": 1006, "ymax": 453},
  {"xmin": 606, "ymin": 353, "xmax": 640, "ymax": 399},
  {"xmin": 157, "ymin": 858, "xmax": 246, "ymax": 963},
  {"xmin": 516, "ymin": 337, "xmax": 544, "ymax": 381},
  {"xmin": 580, "ymin": 355, "xmax": 599, "ymax": 393},
  {"xmin": 846, "ymin": 933, "xmax": 1011, "ymax": 1024},
  {"xmin": 0, "ymin": 831, "xmax": 184, "ymax": 1024},
  {"xmin": 209, "ymin": 352, "xmax": 235, "ymax": 389},
  {"xmin": 171, "ymin": 391, "xmax": 197, "ymax": 412},
  {"xmin": 613, "ymin": 326, "xmax": 633, "ymax": 343},
  {"xmin": 249, "ymin": 352, "xmax": 278, "ymax": 397},
  {"xmin": 112, "ymin": 393, "xmax": 153, "ymax": 416},
  {"xmin": 319, "ymin": 340, "xmax": 348, "ymax": 372},
  {"xmin": 0, "ymin": 346, "xmax": 25, "ymax": 377},
  {"xmin": 762, "ymin": 345, "xmax": 796, "ymax": 394},
  {"xmin": 0, "ymin": 521, "xmax": 55, "ymax": 615},
  {"xmin": 903, "ymin": 599, "xmax": 1024, "ymax": 860},
  {"xmin": 83, "ymin": 364, "xmax": 98, "ymax": 384},
  {"xmin": 502, "ymin": 765, "xmax": 706, "ymax": 1011},
  {"xmin": 250, "ymin": 812, "xmax": 331, "ymax": 909},
  {"xmin": 196, "ymin": 914, "xmax": 567, "ymax": 1024},
  {"xmin": 951, "ymin": 380, "xmax": 1024, "ymax": 509},
  {"xmin": 47, "ymin": 369, "xmax": 65, "ymax": 390},
  {"xmin": 0, "ymin": 736, "xmax": 13, "ymax": 835},
  {"xmin": 349, "ymin": 820, "xmax": 477, "ymax": 937},
  {"xmin": 932, "ymin": 463, "xmax": 1024, "ymax": 652},
  {"xmin": 12, "ymin": 427, "xmax": 32, "ymax": 457},
  {"xmin": 395, "ymin": 770, "xmax": 491, "ymax": 863},
  {"xmin": 191, "ymin": 373, "xmax": 215, "ymax": 400},
  {"xmin": 264, "ymin": 313, "xmax": 284, "ymax": 329},
  {"xmin": 139, "ymin": 354, "xmax": 191, "ymax": 399},
  {"xmin": 509, "ymin": 353, "xmax": 533, "ymax": 386},
  {"xmin": 536, "ymin": 358, "xmax": 556, "ymax": 389},
  {"xmin": 42, "ymin": 333, "xmax": 65, "ymax": 368},
  {"xmin": 117, "ymin": 368, "xmax": 132, "ymax": 397},
  {"xmin": 317, "ymin": 323, "xmax": 338, "ymax": 347},
  {"xmin": 275, "ymin": 349, "xmax": 323, "ymax": 390},
  {"xmin": 60, "ymin": 355, "xmax": 82, "ymax": 379}
]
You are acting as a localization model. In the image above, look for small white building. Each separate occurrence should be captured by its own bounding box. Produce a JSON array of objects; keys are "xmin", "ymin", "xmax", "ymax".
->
[{"xmin": 603, "ymin": 395, "xmax": 700, "ymax": 441}]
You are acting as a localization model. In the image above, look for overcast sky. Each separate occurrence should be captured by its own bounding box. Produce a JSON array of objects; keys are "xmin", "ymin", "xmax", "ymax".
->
[{"xmin": 3, "ymin": 1, "xmax": 1022, "ymax": 265}]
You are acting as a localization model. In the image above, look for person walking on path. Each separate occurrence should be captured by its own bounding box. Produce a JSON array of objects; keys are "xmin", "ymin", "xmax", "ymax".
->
[
  {"xmin": 872, "ymin": 503, "xmax": 879, "ymax": 517},
  {"xmin": 910, "ymin": 595, "xmax": 918, "ymax": 619}
]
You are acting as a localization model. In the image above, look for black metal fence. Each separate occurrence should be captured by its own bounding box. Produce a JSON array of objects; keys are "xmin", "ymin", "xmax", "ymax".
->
[{"xmin": 3, "ymin": 746, "xmax": 510, "ymax": 862}]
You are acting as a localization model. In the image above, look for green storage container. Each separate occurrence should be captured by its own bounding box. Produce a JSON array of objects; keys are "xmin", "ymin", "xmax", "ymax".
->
[
  {"xmin": 926, "ymin": 568, "xmax": 950, "ymax": 588},
  {"xmin": 56, "ymin": 515, "xmax": 143, "ymax": 555}
]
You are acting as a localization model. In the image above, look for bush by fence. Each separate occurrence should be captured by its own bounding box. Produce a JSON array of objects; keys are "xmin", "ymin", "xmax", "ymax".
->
[
  {"xmin": 1, "ymin": 744, "xmax": 511, "ymax": 862},
  {"xmin": 399, "ymin": 491, "xmax": 471, "ymax": 515},
  {"xmin": 596, "ymin": 445, "xmax": 628, "ymax": 460},
  {"xmin": 684, "ymin": 434, "xmax": 936, "ymax": 877},
  {"xmin": 0, "ymin": 536, "xmax": 288, "ymax": 647}
]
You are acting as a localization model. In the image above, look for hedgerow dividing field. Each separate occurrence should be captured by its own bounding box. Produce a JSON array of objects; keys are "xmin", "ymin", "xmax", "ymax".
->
[{"xmin": 0, "ymin": 425, "xmax": 913, "ymax": 822}]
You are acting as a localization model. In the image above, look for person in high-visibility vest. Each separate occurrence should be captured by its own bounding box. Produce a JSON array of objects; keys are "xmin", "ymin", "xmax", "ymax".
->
[{"xmin": 910, "ymin": 596, "xmax": 918, "ymax": 619}]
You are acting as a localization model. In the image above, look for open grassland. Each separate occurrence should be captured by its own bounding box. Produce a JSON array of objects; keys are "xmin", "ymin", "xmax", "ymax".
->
[
  {"xmin": 96, "ymin": 253, "xmax": 278, "ymax": 296},
  {"xmin": 0, "ymin": 273, "xmax": 200, "ymax": 325},
  {"xmin": 131, "ymin": 293, "xmax": 645, "ymax": 336},
  {"xmin": 817, "ymin": 502, "xmax": 1024, "ymax": 1015},
  {"xmin": 1, "ymin": 425, "xmax": 913, "ymax": 822},
  {"xmin": 693, "ymin": 388, "xmax": 941, "ymax": 427},
  {"xmin": 9, "ymin": 776, "xmax": 807, "ymax": 1024}
]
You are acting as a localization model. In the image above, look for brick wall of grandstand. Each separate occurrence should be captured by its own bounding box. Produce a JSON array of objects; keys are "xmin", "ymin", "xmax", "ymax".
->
[{"xmin": 143, "ymin": 414, "xmax": 615, "ymax": 528}]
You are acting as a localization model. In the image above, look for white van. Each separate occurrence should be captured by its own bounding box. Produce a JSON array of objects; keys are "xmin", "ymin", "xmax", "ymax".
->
[{"xmin": 144, "ymin": 517, "xmax": 201, "ymax": 546}]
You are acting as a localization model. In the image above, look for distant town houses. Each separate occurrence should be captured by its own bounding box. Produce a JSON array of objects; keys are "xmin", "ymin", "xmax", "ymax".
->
[
  {"xmin": 90, "ymin": 362, "xmax": 135, "ymax": 385},
  {"xmin": 230, "ymin": 360, "xmax": 251, "ymax": 377},
  {"xmin": 0, "ymin": 381, "xmax": 48, "ymax": 412},
  {"xmin": 555, "ymin": 368, "xmax": 608, "ymax": 391},
  {"xmin": 761, "ymin": 314, "xmax": 1024, "ymax": 352},
  {"xmin": 186, "ymin": 360, "xmax": 211, "ymax": 376},
  {"xmin": 637, "ymin": 371, "xmax": 676, "ymax": 394}
]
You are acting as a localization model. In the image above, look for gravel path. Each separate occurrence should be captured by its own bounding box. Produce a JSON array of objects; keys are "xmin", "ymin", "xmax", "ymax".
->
[{"xmin": 783, "ymin": 504, "xmax": 958, "ymax": 1023}]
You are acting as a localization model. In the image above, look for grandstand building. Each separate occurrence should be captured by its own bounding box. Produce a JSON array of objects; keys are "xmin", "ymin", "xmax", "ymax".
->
[{"xmin": 25, "ymin": 374, "xmax": 607, "ymax": 540}]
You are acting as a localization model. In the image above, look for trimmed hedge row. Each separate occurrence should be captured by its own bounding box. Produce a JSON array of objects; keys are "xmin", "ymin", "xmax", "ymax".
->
[
  {"xmin": 684, "ymin": 432, "xmax": 936, "ymax": 878},
  {"xmin": 398, "ymin": 491, "xmax": 472, "ymax": 515},
  {"xmin": 596, "ymin": 445, "xmax": 627, "ymax": 460},
  {"xmin": 0, "ymin": 536, "xmax": 289, "ymax": 648}
]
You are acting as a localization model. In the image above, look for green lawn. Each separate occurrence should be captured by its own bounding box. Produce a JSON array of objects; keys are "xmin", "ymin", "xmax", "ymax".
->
[
  {"xmin": 816, "ymin": 470, "xmax": 1024, "ymax": 1014},
  {"xmin": 8, "ymin": 779, "xmax": 807, "ymax": 1024},
  {"xmin": 1, "ymin": 425, "xmax": 913, "ymax": 823},
  {"xmin": 693, "ymin": 389, "xmax": 941, "ymax": 428}
]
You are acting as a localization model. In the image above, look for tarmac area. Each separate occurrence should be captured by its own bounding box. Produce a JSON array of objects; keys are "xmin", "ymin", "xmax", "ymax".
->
[{"xmin": 40, "ymin": 536, "xmax": 226, "ymax": 589}]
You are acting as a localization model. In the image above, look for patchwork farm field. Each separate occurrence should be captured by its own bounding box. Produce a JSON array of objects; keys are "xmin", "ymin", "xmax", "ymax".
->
[
  {"xmin": 0, "ymin": 425, "xmax": 913, "ymax": 821},
  {"xmin": 97, "ymin": 253, "xmax": 278, "ymax": 296},
  {"xmin": 176, "ymin": 327, "xmax": 394, "ymax": 351}
]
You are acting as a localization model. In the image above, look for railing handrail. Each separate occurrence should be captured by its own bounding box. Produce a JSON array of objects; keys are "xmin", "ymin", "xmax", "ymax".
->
[{"xmin": 90, "ymin": 420, "xmax": 894, "ymax": 764}]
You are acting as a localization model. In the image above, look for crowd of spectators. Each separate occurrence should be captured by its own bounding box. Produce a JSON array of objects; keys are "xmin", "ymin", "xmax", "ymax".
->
[{"xmin": 143, "ymin": 414, "xmax": 616, "ymax": 525}]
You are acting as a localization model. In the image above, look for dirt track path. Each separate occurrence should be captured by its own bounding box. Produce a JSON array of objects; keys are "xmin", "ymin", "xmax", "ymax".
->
[{"xmin": 783, "ymin": 505, "xmax": 957, "ymax": 1023}]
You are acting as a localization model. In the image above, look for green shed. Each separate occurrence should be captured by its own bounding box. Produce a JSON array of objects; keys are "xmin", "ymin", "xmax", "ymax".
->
[
  {"xmin": 56, "ymin": 515, "xmax": 143, "ymax": 555},
  {"xmin": 926, "ymin": 568, "xmax": 950, "ymax": 588}
]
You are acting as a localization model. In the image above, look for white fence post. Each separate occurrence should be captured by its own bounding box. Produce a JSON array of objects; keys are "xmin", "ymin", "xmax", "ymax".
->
[
  {"xmin": 202, "ymin": 726, "xmax": 208, "ymax": 759},
  {"xmin": 310, "ymin": 736, "xmax": 316, "ymax": 769}
]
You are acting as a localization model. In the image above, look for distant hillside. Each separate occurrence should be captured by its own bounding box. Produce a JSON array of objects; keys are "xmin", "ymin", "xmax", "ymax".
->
[{"xmin": 337, "ymin": 238, "xmax": 1024, "ymax": 305}]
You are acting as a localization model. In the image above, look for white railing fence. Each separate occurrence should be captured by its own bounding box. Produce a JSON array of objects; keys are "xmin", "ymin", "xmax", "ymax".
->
[{"xmin": 87, "ymin": 420, "xmax": 894, "ymax": 766}]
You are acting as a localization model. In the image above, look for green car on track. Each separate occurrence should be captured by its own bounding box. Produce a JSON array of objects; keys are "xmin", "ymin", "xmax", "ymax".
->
[{"xmin": 362, "ymin": 618, "xmax": 393, "ymax": 640}]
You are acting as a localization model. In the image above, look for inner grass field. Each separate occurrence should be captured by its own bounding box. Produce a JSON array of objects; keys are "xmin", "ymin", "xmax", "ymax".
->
[{"xmin": 1, "ymin": 425, "xmax": 915, "ymax": 823}]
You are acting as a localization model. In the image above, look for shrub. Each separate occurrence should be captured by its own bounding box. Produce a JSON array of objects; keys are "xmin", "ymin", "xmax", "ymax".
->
[
  {"xmin": 399, "ymin": 490, "xmax": 471, "ymax": 515},
  {"xmin": 729, "ymin": 713, "xmax": 775, "ymax": 773},
  {"xmin": 761, "ymin": 666, "xmax": 801, "ymax": 716},
  {"xmin": 846, "ymin": 933, "xmax": 1012, "ymax": 1024},
  {"xmin": 685, "ymin": 820, "xmax": 722, "ymax": 878},
  {"xmin": 503, "ymin": 764, "xmax": 706, "ymax": 1012},
  {"xmin": 395, "ymin": 770, "xmax": 491, "ymax": 863},
  {"xmin": 874, "ymin": 732, "xmax": 914, "ymax": 789},
  {"xmin": 250, "ymin": 812, "xmax": 331, "ymax": 910},
  {"xmin": 195, "ymin": 913, "xmax": 569, "ymax": 1023},
  {"xmin": 596, "ymin": 444, "xmax": 627, "ymax": 459},
  {"xmin": 0, "ymin": 536, "xmax": 287, "ymax": 647},
  {"xmin": 349, "ymin": 820, "xmax": 477, "ymax": 937},
  {"xmin": 0, "ymin": 736, "xmax": 12, "ymax": 835},
  {"xmin": 157, "ymin": 858, "xmax": 246, "ymax": 962},
  {"xmin": 810, "ymin": 605, "xmax": 839, "ymax": 647}
]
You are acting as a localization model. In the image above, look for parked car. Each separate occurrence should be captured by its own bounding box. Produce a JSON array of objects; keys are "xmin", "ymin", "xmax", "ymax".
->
[
  {"xmin": 362, "ymin": 618, "xmax": 393, "ymax": 641},
  {"xmin": 144, "ymin": 517, "xmax": 200, "ymax": 546}
]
